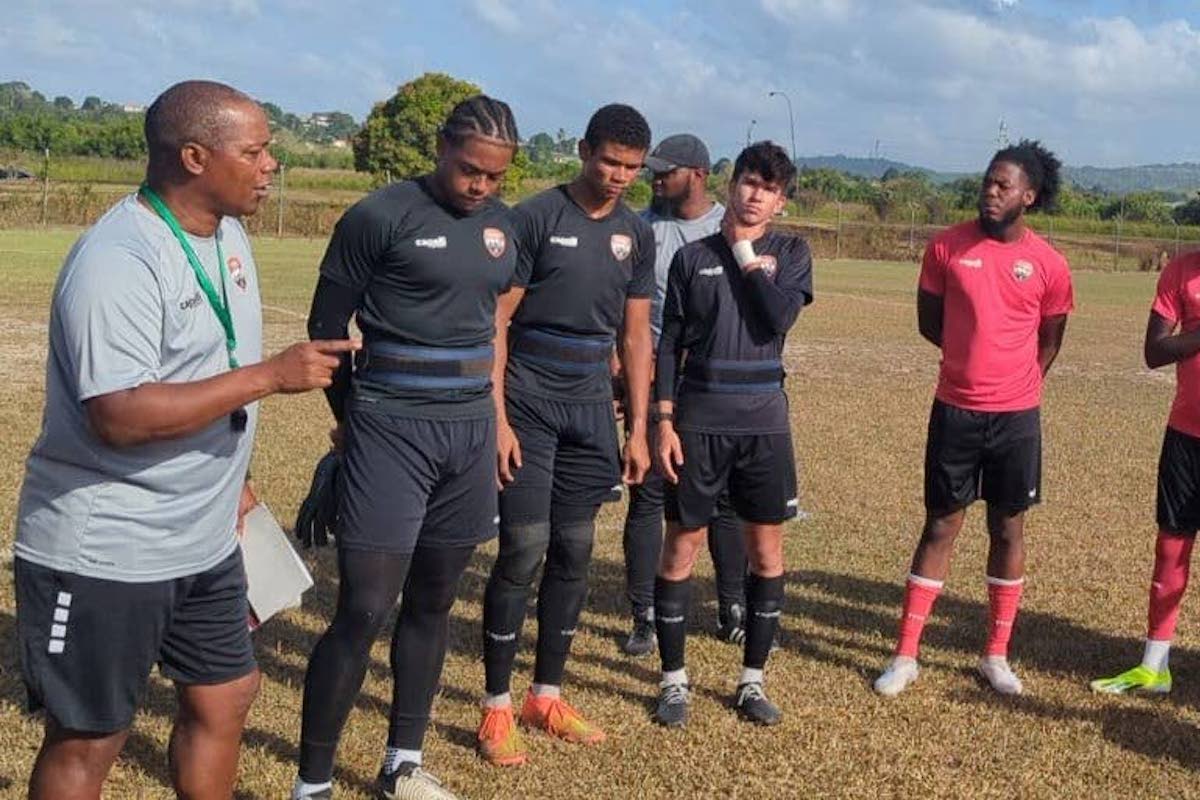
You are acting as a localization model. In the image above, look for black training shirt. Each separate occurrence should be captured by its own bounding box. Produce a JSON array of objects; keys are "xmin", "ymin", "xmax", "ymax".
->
[
  {"xmin": 317, "ymin": 177, "xmax": 517, "ymax": 418},
  {"xmin": 656, "ymin": 230, "xmax": 813, "ymax": 434},
  {"xmin": 505, "ymin": 185, "xmax": 655, "ymax": 401}
]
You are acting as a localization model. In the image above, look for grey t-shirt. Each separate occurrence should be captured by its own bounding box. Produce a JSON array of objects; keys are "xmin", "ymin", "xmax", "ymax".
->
[
  {"xmin": 640, "ymin": 202, "xmax": 725, "ymax": 343},
  {"xmin": 15, "ymin": 194, "xmax": 263, "ymax": 582}
]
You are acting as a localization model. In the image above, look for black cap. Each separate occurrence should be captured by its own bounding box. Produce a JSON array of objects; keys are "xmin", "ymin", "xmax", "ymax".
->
[{"xmin": 644, "ymin": 133, "xmax": 711, "ymax": 173}]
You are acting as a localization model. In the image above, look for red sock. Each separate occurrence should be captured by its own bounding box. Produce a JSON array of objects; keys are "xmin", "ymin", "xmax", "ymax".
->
[
  {"xmin": 1148, "ymin": 531, "xmax": 1194, "ymax": 641},
  {"xmin": 985, "ymin": 576, "xmax": 1024, "ymax": 658},
  {"xmin": 896, "ymin": 574, "xmax": 943, "ymax": 658}
]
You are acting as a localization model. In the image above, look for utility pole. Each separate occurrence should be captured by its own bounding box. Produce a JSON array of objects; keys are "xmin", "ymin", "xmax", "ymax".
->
[
  {"xmin": 996, "ymin": 119, "xmax": 1009, "ymax": 149},
  {"xmin": 276, "ymin": 158, "xmax": 287, "ymax": 238},
  {"xmin": 41, "ymin": 146, "xmax": 50, "ymax": 226},
  {"xmin": 745, "ymin": 119, "xmax": 757, "ymax": 148},
  {"xmin": 768, "ymin": 91, "xmax": 797, "ymax": 164}
]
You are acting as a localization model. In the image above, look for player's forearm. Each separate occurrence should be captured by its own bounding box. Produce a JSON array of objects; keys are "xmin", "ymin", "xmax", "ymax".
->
[
  {"xmin": 744, "ymin": 269, "xmax": 802, "ymax": 334},
  {"xmin": 491, "ymin": 325, "xmax": 511, "ymax": 425},
  {"xmin": 1037, "ymin": 315, "xmax": 1069, "ymax": 376},
  {"xmin": 1146, "ymin": 329, "xmax": 1200, "ymax": 369},
  {"xmin": 622, "ymin": 326, "xmax": 652, "ymax": 432},
  {"xmin": 85, "ymin": 364, "xmax": 278, "ymax": 447},
  {"xmin": 654, "ymin": 323, "xmax": 682, "ymax": 407},
  {"xmin": 308, "ymin": 275, "xmax": 359, "ymax": 421},
  {"xmin": 917, "ymin": 291, "xmax": 944, "ymax": 347}
]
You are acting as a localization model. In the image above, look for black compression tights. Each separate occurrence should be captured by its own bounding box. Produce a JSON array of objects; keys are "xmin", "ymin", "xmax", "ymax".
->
[{"xmin": 298, "ymin": 544, "xmax": 473, "ymax": 783}]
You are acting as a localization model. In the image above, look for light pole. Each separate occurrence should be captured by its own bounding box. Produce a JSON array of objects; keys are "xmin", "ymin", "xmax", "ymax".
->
[
  {"xmin": 768, "ymin": 90, "xmax": 797, "ymax": 163},
  {"xmin": 746, "ymin": 118, "xmax": 757, "ymax": 148}
]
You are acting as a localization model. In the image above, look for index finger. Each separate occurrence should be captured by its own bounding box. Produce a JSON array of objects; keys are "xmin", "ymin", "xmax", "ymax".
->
[{"xmin": 311, "ymin": 338, "xmax": 362, "ymax": 354}]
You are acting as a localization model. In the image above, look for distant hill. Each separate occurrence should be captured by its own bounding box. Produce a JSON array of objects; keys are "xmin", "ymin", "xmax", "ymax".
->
[{"xmin": 796, "ymin": 152, "xmax": 1200, "ymax": 197}]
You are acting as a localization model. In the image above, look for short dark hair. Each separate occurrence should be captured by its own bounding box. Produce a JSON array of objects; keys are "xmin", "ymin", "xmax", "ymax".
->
[
  {"xmin": 732, "ymin": 140, "xmax": 796, "ymax": 190},
  {"xmin": 989, "ymin": 139, "xmax": 1062, "ymax": 212},
  {"xmin": 583, "ymin": 104, "xmax": 651, "ymax": 151},
  {"xmin": 441, "ymin": 95, "xmax": 520, "ymax": 148},
  {"xmin": 144, "ymin": 80, "xmax": 256, "ymax": 170}
]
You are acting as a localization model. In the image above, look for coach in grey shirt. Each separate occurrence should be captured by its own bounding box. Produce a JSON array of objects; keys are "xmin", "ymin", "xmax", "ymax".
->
[{"xmin": 14, "ymin": 80, "xmax": 356, "ymax": 800}]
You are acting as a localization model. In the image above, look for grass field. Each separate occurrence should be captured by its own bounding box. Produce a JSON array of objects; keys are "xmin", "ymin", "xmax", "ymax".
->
[{"xmin": 0, "ymin": 228, "xmax": 1198, "ymax": 799}]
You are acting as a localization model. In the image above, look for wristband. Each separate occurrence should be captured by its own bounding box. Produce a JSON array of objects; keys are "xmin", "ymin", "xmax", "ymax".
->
[{"xmin": 651, "ymin": 410, "xmax": 674, "ymax": 423}]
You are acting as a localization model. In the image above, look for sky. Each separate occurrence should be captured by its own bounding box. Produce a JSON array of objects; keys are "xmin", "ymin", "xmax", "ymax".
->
[{"xmin": 3, "ymin": 0, "xmax": 1199, "ymax": 171}]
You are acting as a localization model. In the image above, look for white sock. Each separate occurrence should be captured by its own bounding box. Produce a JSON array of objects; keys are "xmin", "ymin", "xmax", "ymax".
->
[
  {"xmin": 739, "ymin": 667, "xmax": 764, "ymax": 686},
  {"xmin": 530, "ymin": 683, "xmax": 560, "ymax": 698},
  {"xmin": 483, "ymin": 691, "xmax": 512, "ymax": 709},
  {"xmin": 661, "ymin": 668, "xmax": 688, "ymax": 688},
  {"xmin": 1142, "ymin": 639, "xmax": 1172, "ymax": 673},
  {"xmin": 292, "ymin": 777, "xmax": 332, "ymax": 799},
  {"xmin": 382, "ymin": 746, "xmax": 421, "ymax": 774}
]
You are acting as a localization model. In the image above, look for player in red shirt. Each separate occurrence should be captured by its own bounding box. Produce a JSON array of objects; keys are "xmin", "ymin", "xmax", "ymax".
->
[
  {"xmin": 874, "ymin": 140, "xmax": 1073, "ymax": 697},
  {"xmin": 1090, "ymin": 251, "xmax": 1200, "ymax": 695}
]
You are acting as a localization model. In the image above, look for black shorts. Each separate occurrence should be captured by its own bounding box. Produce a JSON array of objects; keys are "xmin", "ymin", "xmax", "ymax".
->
[
  {"xmin": 15, "ymin": 549, "xmax": 256, "ymax": 733},
  {"xmin": 339, "ymin": 408, "xmax": 498, "ymax": 553},
  {"xmin": 1156, "ymin": 426, "xmax": 1200, "ymax": 534},
  {"xmin": 499, "ymin": 391, "xmax": 621, "ymax": 522},
  {"xmin": 664, "ymin": 429, "xmax": 798, "ymax": 528},
  {"xmin": 924, "ymin": 399, "xmax": 1042, "ymax": 516}
]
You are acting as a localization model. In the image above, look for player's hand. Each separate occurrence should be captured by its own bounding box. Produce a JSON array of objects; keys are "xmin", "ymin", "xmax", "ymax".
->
[
  {"xmin": 236, "ymin": 480, "xmax": 258, "ymax": 537},
  {"xmin": 266, "ymin": 339, "xmax": 361, "ymax": 393},
  {"xmin": 496, "ymin": 420, "xmax": 522, "ymax": 488},
  {"xmin": 295, "ymin": 450, "xmax": 340, "ymax": 548},
  {"xmin": 657, "ymin": 423, "xmax": 684, "ymax": 484},
  {"xmin": 622, "ymin": 429, "xmax": 651, "ymax": 485}
]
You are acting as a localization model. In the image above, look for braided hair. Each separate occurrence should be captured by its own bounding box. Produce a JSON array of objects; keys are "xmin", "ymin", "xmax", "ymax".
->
[{"xmin": 441, "ymin": 95, "xmax": 520, "ymax": 148}]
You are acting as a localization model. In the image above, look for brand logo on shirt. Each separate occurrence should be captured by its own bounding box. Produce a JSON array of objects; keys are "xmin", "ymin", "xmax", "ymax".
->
[
  {"xmin": 610, "ymin": 234, "xmax": 633, "ymax": 261},
  {"xmin": 415, "ymin": 236, "xmax": 448, "ymax": 249},
  {"xmin": 483, "ymin": 227, "xmax": 507, "ymax": 258},
  {"xmin": 1012, "ymin": 259, "xmax": 1034, "ymax": 282},
  {"xmin": 550, "ymin": 235, "xmax": 578, "ymax": 248},
  {"xmin": 698, "ymin": 265, "xmax": 724, "ymax": 277},
  {"xmin": 958, "ymin": 257, "xmax": 984, "ymax": 269},
  {"xmin": 179, "ymin": 290, "xmax": 204, "ymax": 311},
  {"xmin": 758, "ymin": 255, "xmax": 778, "ymax": 278},
  {"xmin": 227, "ymin": 255, "xmax": 248, "ymax": 292}
]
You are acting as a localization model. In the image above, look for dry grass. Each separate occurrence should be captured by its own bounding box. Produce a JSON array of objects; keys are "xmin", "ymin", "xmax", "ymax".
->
[{"xmin": 0, "ymin": 229, "xmax": 1198, "ymax": 798}]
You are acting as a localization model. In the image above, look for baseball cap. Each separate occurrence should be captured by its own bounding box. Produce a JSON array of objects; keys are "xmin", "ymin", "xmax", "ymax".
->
[{"xmin": 644, "ymin": 134, "xmax": 711, "ymax": 173}]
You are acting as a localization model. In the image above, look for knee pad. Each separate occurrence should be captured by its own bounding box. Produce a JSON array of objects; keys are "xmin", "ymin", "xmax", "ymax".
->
[{"xmin": 495, "ymin": 521, "xmax": 551, "ymax": 585}]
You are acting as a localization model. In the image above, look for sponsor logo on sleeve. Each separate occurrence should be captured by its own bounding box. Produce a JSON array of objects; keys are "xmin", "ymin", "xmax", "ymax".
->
[
  {"xmin": 610, "ymin": 233, "xmax": 633, "ymax": 261},
  {"xmin": 549, "ymin": 235, "xmax": 578, "ymax": 248},
  {"xmin": 415, "ymin": 236, "xmax": 448, "ymax": 249},
  {"xmin": 1012, "ymin": 259, "xmax": 1034, "ymax": 282},
  {"xmin": 227, "ymin": 255, "xmax": 248, "ymax": 292},
  {"xmin": 698, "ymin": 265, "xmax": 724, "ymax": 277},
  {"xmin": 483, "ymin": 227, "xmax": 507, "ymax": 258}
]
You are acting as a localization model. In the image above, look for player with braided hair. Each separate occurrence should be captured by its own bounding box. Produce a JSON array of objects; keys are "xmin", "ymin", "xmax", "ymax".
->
[
  {"xmin": 292, "ymin": 95, "xmax": 520, "ymax": 800},
  {"xmin": 875, "ymin": 140, "xmax": 1074, "ymax": 698}
]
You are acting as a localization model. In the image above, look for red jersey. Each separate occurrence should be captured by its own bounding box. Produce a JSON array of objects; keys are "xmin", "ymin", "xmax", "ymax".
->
[
  {"xmin": 1151, "ymin": 253, "xmax": 1200, "ymax": 438},
  {"xmin": 919, "ymin": 220, "xmax": 1074, "ymax": 412}
]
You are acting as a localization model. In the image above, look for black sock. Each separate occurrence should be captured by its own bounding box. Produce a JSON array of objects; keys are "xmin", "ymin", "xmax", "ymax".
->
[
  {"xmin": 654, "ymin": 575, "xmax": 692, "ymax": 674},
  {"xmin": 482, "ymin": 521, "xmax": 551, "ymax": 696},
  {"xmin": 533, "ymin": 509, "xmax": 596, "ymax": 687},
  {"xmin": 743, "ymin": 573, "xmax": 784, "ymax": 672}
]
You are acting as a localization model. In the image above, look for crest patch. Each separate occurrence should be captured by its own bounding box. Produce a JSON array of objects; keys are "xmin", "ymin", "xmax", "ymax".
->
[
  {"xmin": 758, "ymin": 255, "xmax": 778, "ymax": 279},
  {"xmin": 610, "ymin": 234, "xmax": 633, "ymax": 261},
  {"xmin": 1012, "ymin": 259, "xmax": 1034, "ymax": 282},
  {"xmin": 227, "ymin": 256, "xmax": 248, "ymax": 292},
  {"xmin": 483, "ymin": 227, "xmax": 507, "ymax": 258}
]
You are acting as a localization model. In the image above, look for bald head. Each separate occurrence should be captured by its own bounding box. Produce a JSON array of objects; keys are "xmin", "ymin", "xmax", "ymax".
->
[{"xmin": 145, "ymin": 80, "xmax": 260, "ymax": 174}]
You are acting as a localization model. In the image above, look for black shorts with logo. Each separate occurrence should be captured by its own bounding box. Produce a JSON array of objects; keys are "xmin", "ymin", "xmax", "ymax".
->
[
  {"xmin": 1156, "ymin": 426, "xmax": 1200, "ymax": 534},
  {"xmin": 664, "ymin": 429, "xmax": 798, "ymax": 528},
  {"xmin": 499, "ymin": 390, "xmax": 622, "ymax": 522},
  {"xmin": 339, "ymin": 407, "xmax": 499, "ymax": 553},
  {"xmin": 15, "ymin": 549, "xmax": 256, "ymax": 733},
  {"xmin": 924, "ymin": 399, "xmax": 1042, "ymax": 516}
]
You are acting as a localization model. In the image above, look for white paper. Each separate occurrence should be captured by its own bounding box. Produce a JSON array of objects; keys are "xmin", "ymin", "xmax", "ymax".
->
[{"xmin": 240, "ymin": 503, "xmax": 314, "ymax": 626}]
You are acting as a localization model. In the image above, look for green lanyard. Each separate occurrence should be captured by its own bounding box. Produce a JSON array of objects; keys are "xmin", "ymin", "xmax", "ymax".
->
[{"xmin": 139, "ymin": 185, "xmax": 239, "ymax": 368}]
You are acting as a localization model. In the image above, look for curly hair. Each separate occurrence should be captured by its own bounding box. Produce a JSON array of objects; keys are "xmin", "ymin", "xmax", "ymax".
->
[
  {"xmin": 989, "ymin": 139, "xmax": 1062, "ymax": 212},
  {"xmin": 732, "ymin": 140, "xmax": 796, "ymax": 191},
  {"xmin": 583, "ymin": 104, "xmax": 651, "ymax": 151}
]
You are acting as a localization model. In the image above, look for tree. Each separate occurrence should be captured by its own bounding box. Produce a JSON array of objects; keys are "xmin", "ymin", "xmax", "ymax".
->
[
  {"xmin": 526, "ymin": 131, "xmax": 555, "ymax": 163},
  {"xmin": 353, "ymin": 72, "xmax": 482, "ymax": 179},
  {"xmin": 53, "ymin": 96, "xmax": 74, "ymax": 111},
  {"xmin": 81, "ymin": 96, "xmax": 103, "ymax": 112},
  {"xmin": 1174, "ymin": 193, "xmax": 1200, "ymax": 227}
]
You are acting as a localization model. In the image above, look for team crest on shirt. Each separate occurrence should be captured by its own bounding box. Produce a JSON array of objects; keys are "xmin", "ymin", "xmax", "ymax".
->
[
  {"xmin": 1012, "ymin": 259, "xmax": 1034, "ymax": 282},
  {"xmin": 483, "ymin": 227, "xmax": 507, "ymax": 258},
  {"xmin": 227, "ymin": 256, "xmax": 248, "ymax": 292},
  {"xmin": 758, "ymin": 255, "xmax": 778, "ymax": 279},
  {"xmin": 610, "ymin": 234, "xmax": 633, "ymax": 261}
]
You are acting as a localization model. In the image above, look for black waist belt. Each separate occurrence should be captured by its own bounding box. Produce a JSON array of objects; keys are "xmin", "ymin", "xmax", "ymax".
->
[
  {"xmin": 508, "ymin": 325, "xmax": 612, "ymax": 374},
  {"xmin": 682, "ymin": 358, "xmax": 784, "ymax": 394},
  {"xmin": 359, "ymin": 341, "xmax": 493, "ymax": 390}
]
